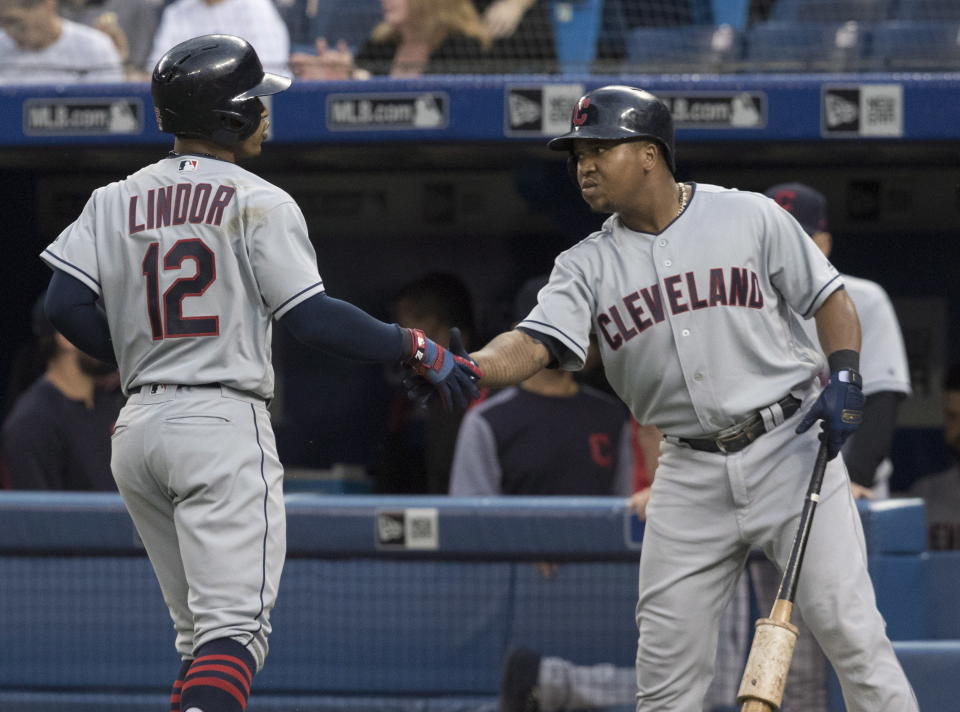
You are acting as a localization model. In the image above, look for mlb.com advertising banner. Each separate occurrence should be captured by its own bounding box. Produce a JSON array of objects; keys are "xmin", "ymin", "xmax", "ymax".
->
[
  {"xmin": 2, "ymin": 78, "xmax": 941, "ymax": 146},
  {"xmin": 504, "ymin": 84, "xmax": 768, "ymax": 136}
]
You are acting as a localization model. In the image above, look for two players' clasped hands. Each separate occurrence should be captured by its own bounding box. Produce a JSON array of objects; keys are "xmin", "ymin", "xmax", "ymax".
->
[{"xmin": 401, "ymin": 327, "xmax": 482, "ymax": 411}]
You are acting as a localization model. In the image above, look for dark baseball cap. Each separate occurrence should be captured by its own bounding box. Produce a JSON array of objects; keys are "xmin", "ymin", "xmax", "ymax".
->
[{"xmin": 764, "ymin": 182, "xmax": 828, "ymax": 236}]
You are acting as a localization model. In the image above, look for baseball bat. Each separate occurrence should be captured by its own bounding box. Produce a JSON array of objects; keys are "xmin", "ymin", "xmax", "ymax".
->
[{"xmin": 737, "ymin": 439, "xmax": 830, "ymax": 712}]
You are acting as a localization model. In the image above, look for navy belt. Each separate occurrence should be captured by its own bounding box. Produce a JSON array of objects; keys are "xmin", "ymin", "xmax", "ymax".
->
[{"xmin": 678, "ymin": 395, "xmax": 802, "ymax": 454}]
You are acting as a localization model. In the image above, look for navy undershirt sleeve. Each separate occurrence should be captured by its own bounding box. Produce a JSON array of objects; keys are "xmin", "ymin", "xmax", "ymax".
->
[
  {"xmin": 44, "ymin": 270, "xmax": 117, "ymax": 365},
  {"xmin": 516, "ymin": 326, "xmax": 561, "ymax": 369},
  {"xmin": 842, "ymin": 390, "xmax": 904, "ymax": 488},
  {"xmin": 280, "ymin": 292, "xmax": 406, "ymax": 362}
]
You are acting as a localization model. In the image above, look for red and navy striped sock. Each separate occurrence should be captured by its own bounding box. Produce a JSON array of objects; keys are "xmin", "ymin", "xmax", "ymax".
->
[
  {"xmin": 180, "ymin": 638, "xmax": 256, "ymax": 712},
  {"xmin": 170, "ymin": 659, "xmax": 193, "ymax": 712}
]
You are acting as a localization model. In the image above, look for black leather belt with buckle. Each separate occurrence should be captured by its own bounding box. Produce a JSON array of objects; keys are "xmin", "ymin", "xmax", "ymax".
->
[{"xmin": 679, "ymin": 395, "xmax": 802, "ymax": 454}]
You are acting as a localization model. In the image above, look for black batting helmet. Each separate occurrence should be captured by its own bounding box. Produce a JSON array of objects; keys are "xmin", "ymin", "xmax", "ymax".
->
[
  {"xmin": 152, "ymin": 34, "xmax": 290, "ymax": 147},
  {"xmin": 548, "ymin": 85, "xmax": 676, "ymax": 173}
]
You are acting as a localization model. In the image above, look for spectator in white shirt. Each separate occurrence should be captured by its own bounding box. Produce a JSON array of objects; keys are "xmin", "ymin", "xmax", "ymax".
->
[
  {"xmin": 0, "ymin": 0, "xmax": 123, "ymax": 84},
  {"xmin": 149, "ymin": 0, "xmax": 290, "ymax": 77}
]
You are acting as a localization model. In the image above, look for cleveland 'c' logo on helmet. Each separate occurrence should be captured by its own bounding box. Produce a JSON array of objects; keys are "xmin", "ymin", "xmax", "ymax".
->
[{"xmin": 572, "ymin": 97, "xmax": 591, "ymax": 127}]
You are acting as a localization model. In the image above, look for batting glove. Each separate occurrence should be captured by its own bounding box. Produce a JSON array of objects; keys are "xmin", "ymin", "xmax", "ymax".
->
[
  {"xmin": 795, "ymin": 369, "xmax": 865, "ymax": 460},
  {"xmin": 402, "ymin": 327, "xmax": 482, "ymax": 411}
]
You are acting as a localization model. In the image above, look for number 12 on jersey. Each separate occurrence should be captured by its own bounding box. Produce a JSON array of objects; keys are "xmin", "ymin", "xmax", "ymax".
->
[{"xmin": 142, "ymin": 238, "xmax": 219, "ymax": 340}]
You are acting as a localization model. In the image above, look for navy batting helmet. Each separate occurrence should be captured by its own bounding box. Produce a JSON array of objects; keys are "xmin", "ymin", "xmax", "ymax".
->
[
  {"xmin": 152, "ymin": 34, "xmax": 290, "ymax": 147},
  {"xmin": 548, "ymin": 85, "xmax": 676, "ymax": 173}
]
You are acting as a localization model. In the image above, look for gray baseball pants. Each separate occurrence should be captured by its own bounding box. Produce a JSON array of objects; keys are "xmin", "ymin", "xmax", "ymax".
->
[
  {"xmin": 111, "ymin": 384, "xmax": 285, "ymax": 672},
  {"xmin": 634, "ymin": 408, "xmax": 918, "ymax": 712}
]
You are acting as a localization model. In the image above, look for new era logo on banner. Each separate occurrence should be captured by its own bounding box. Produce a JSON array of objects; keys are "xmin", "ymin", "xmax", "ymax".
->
[
  {"xmin": 822, "ymin": 84, "xmax": 902, "ymax": 137},
  {"xmin": 504, "ymin": 84, "xmax": 584, "ymax": 136},
  {"xmin": 375, "ymin": 508, "xmax": 439, "ymax": 550}
]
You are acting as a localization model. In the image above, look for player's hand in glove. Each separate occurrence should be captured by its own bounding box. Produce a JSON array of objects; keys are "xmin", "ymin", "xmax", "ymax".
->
[
  {"xmin": 401, "ymin": 328, "xmax": 481, "ymax": 409},
  {"xmin": 402, "ymin": 327, "xmax": 482, "ymax": 411},
  {"xmin": 795, "ymin": 368, "xmax": 865, "ymax": 460}
]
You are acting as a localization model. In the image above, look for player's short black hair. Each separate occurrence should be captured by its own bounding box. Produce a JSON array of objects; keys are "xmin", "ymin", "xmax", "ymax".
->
[
  {"xmin": 945, "ymin": 363, "xmax": 960, "ymax": 392},
  {"xmin": 394, "ymin": 272, "xmax": 475, "ymax": 333}
]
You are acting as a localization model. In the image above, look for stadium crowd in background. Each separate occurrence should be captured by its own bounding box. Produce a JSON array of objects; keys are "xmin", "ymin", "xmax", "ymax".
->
[
  {"xmin": 289, "ymin": 0, "xmax": 493, "ymax": 80},
  {"xmin": 0, "ymin": 0, "xmax": 123, "ymax": 84},
  {"xmin": 58, "ymin": 0, "xmax": 163, "ymax": 79},
  {"xmin": 149, "ymin": 0, "xmax": 290, "ymax": 76}
]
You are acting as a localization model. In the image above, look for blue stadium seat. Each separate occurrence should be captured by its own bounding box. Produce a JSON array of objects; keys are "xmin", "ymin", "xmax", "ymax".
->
[
  {"xmin": 550, "ymin": 0, "xmax": 604, "ymax": 74},
  {"xmin": 894, "ymin": 0, "xmax": 960, "ymax": 21},
  {"xmin": 744, "ymin": 21, "xmax": 868, "ymax": 71},
  {"xmin": 770, "ymin": 0, "xmax": 892, "ymax": 22},
  {"xmin": 868, "ymin": 21, "xmax": 960, "ymax": 70},
  {"xmin": 625, "ymin": 25, "xmax": 742, "ymax": 73}
]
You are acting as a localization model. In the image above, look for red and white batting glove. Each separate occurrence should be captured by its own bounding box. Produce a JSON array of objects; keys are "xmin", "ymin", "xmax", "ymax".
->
[{"xmin": 402, "ymin": 327, "xmax": 482, "ymax": 411}]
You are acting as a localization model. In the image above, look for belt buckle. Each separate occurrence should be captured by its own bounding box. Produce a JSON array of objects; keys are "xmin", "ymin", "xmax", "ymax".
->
[
  {"xmin": 714, "ymin": 430, "xmax": 742, "ymax": 453},
  {"xmin": 712, "ymin": 413, "xmax": 761, "ymax": 453}
]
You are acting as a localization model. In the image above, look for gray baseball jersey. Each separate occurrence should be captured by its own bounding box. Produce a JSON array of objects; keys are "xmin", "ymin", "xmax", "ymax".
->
[
  {"xmin": 518, "ymin": 182, "xmax": 918, "ymax": 711},
  {"xmin": 41, "ymin": 154, "xmax": 325, "ymax": 399},
  {"xmin": 41, "ymin": 153, "xmax": 325, "ymax": 673},
  {"xmin": 519, "ymin": 183, "xmax": 839, "ymax": 438}
]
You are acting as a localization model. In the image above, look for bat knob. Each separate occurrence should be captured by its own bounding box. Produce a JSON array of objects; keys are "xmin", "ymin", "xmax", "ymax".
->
[{"xmin": 737, "ymin": 617, "xmax": 799, "ymax": 710}]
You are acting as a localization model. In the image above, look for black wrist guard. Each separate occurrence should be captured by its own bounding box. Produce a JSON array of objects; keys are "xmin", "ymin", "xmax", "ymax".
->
[{"xmin": 827, "ymin": 348, "xmax": 860, "ymax": 373}]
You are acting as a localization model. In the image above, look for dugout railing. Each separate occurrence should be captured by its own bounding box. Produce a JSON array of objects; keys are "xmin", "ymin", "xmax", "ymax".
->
[{"xmin": 0, "ymin": 493, "xmax": 955, "ymax": 712}]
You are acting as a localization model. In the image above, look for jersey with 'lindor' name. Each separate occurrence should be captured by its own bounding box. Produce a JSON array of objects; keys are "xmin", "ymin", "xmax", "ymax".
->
[
  {"xmin": 41, "ymin": 154, "xmax": 325, "ymax": 399},
  {"xmin": 518, "ymin": 183, "xmax": 843, "ymax": 438}
]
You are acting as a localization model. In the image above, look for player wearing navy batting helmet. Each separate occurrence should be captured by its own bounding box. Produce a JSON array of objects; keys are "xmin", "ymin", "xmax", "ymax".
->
[
  {"xmin": 461, "ymin": 86, "xmax": 918, "ymax": 712},
  {"xmin": 40, "ymin": 34, "xmax": 480, "ymax": 712}
]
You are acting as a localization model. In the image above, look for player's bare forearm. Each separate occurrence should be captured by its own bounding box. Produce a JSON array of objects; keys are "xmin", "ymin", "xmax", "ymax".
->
[
  {"xmin": 814, "ymin": 288, "xmax": 861, "ymax": 359},
  {"xmin": 471, "ymin": 329, "xmax": 551, "ymax": 388}
]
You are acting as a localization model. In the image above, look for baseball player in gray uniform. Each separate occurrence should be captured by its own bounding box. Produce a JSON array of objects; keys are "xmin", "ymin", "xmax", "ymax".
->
[
  {"xmin": 711, "ymin": 182, "xmax": 915, "ymax": 711},
  {"xmin": 765, "ymin": 182, "xmax": 912, "ymax": 497},
  {"xmin": 39, "ymin": 35, "xmax": 480, "ymax": 712},
  {"xmin": 466, "ymin": 86, "xmax": 917, "ymax": 712}
]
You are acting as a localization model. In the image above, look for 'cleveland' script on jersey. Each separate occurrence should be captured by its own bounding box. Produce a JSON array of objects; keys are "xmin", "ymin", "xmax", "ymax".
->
[
  {"xmin": 597, "ymin": 267, "xmax": 764, "ymax": 349},
  {"xmin": 128, "ymin": 183, "xmax": 236, "ymax": 233}
]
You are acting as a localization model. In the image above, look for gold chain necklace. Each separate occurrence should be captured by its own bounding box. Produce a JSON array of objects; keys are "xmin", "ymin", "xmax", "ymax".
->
[{"xmin": 676, "ymin": 182, "xmax": 688, "ymax": 217}]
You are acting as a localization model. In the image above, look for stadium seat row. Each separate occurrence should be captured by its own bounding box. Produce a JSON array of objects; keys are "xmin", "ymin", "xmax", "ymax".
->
[
  {"xmin": 624, "ymin": 21, "xmax": 960, "ymax": 73},
  {"xmin": 769, "ymin": 0, "xmax": 960, "ymax": 23},
  {"xmin": 289, "ymin": 0, "xmax": 960, "ymax": 75}
]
